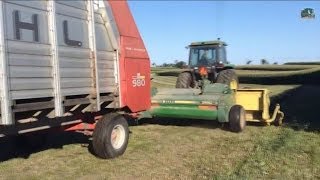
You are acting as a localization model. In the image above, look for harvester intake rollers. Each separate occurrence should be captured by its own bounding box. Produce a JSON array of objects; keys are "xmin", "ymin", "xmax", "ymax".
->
[
  {"xmin": 216, "ymin": 69, "xmax": 239, "ymax": 89},
  {"xmin": 229, "ymin": 105, "xmax": 246, "ymax": 132},
  {"xmin": 176, "ymin": 72, "xmax": 194, "ymax": 88},
  {"xmin": 92, "ymin": 113, "xmax": 129, "ymax": 159}
]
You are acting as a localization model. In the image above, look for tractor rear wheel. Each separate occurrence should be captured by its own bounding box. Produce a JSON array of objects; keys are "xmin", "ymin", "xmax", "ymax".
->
[
  {"xmin": 216, "ymin": 69, "xmax": 239, "ymax": 90},
  {"xmin": 176, "ymin": 72, "xmax": 194, "ymax": 88},
  {"xmin": 92, "ymin": 113, "xmax": 129, "ymax": 159},
  {"xmin": 229, "ymin": 105, "xmax": 246, "ymax": 132}
]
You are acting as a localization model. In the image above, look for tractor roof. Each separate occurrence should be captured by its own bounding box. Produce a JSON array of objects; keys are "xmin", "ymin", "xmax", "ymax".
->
[{"xmin": 189, "ymin": 40, "xmax": 227, "ymax": 47}]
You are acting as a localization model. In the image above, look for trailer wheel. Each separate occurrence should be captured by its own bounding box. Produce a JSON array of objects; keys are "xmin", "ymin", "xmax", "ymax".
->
[
  {"xmin": 216, "ymin": 69, "xmax": 239, "ymax": 90},
  {"xmin": 92, "ymin": 113, "xmax": 129, "ymax": 159},
  {"xmin": 176, "ymin": 72, "xmax": 194, "ymax": 88},
  {"xmin": 229, "ymin": 105, "xmax": 246, "ymax": 132}
]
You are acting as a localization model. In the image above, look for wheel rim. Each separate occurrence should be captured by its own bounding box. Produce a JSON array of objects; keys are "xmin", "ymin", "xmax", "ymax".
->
[
  {"xmin": 239, "ymin": 108, "xmax": 246, "ymax": 129},
  {"xmin": 110, "ymin": 124, "xmax": 126, "ymax": 150},
  {"xmin": 230, "ymin": 79, "xmax": 238, "ymax": 90}
]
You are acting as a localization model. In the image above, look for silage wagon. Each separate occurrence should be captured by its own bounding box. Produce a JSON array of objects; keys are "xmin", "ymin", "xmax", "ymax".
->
[{"xmin": 0, "ymin": 0, "xmax": 151, "ymax": 159}]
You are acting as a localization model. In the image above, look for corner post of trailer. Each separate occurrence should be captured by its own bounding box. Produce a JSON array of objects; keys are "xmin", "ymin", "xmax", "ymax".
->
[
  {"xmin": 87, "ymin": 0, "xmax": 100, "ymax": 111},
  {"xmin": 47, "ymin": 0, "xmax": 64, "ymax": 116},
  {"xmin": 0, "ymin": 1, "xmax": 13, "ymax": 125}
]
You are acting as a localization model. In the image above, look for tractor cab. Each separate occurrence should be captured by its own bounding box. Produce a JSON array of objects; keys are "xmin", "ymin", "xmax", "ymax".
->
[
  {"xmin": 176, "ymin": 39, "xmax": 238, "ymax": 90},
  {"xmin": 188, "ymin": 39, "xmax": 228, "ymax": 68}
]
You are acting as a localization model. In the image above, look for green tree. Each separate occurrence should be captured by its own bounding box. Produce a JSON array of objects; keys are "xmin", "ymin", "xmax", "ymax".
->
[
  {"xmin": 261, "ymin": 59, "xmax": 269, "ymax": 65},
  {"xmin": 175, "ymin": 61, "xmax": 186, "ymax": 68}
]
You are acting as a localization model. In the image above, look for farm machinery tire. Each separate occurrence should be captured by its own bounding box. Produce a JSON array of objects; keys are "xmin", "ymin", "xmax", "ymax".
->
[
  {"xmin": 216, "ymin": 69, "xmax": 239, "ymax": 90},
  {"xmin": 229, "ymin": 105, "xmax": 246, "ymax": 132},
  {"xmin": 176, "ymin": 72, "xmax": 194, "ymax": 88},
  {"xmin": 92, "ymin": 113, "xmax": 129, "ymax": 159}
]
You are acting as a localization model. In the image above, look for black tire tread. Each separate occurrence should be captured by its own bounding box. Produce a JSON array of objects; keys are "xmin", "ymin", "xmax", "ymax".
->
[
  {"xmin": 176, "ymin": 72, "xmax": 193, "ymax": 88},
  {"xmin": 229, "ymin": 105, "xmax": 246, "ymax": 132},
  {"xmin": 216, "ymin": 69, "xmax": 238, "ymax": 86},
  {"xmin": 92, "ymin": 113, "xmax": 129, "ymax": 159}
]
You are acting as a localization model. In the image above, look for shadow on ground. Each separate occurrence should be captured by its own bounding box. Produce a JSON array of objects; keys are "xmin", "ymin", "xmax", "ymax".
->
[
  {"xmin": 0, "ymin": 132, "xmax": 94, "ymax": 162},
  {"xmin": 273, "ymin": 85, "xmax": 320, "ymax": 132}
]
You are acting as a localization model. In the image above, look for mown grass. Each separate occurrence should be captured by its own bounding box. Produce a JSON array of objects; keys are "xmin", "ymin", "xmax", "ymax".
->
[
  {"xmin": 153, "ymin": 66, "xmax": 320, "ymax": 85},
  {"xmin": 238, "ymin": 67, "xmax": 320, "ymax": 84},
  {"xmin": 284, "ymin": 62, "xmax": 320, "ymax": 65},
  {"xmin": 0, "ymin": 122, "xmax": 318, "ymax": 179},
  {"xmin": 236, "ymin": 64, "xmax": 318, "ymax": 71},
  {"xmin": 0, "ymin": 68, "xmax": 319, "ymax": 179},
  {"xmin": 151, "ymin": 75, "xmax": 300, "ymax": 96}
]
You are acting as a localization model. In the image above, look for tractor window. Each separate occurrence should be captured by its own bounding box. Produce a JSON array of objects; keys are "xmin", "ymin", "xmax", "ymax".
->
[
  {"xmin": 189, "ymin": 46, "xmax": 221, "ymax": 66},
  {"xmin": 190, "ymin": 49, "xmax": 199, "ymax": 66},
  {"xmin": 217, "ymin": 47, "xmax": 227, "ymax": 63}
]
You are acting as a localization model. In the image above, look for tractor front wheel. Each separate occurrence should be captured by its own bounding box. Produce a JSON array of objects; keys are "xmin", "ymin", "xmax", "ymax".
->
[
  {"xmin": 92, "ymin": 113, "xmax": 129, "ymax": 159},
  {"xmin": 176, "ymin": 72, "xmax": 194, "ymax": 88},
  {"xmin": 216, "ymin": 69, "xmax": 239, "ymax": 90},
  {"xmin": 229, "ymin": 105, "xmax": 246, "ymax": 132}
]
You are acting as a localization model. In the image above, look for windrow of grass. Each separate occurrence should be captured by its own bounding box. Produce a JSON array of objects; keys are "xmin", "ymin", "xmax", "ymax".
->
[
  {"xmin": 153, "ymin": 66, "xmax": 320, "ymax": 85},
  {"xmin": 284, "ymin": 62, "xmax": 320, "ymax": 65},
  {"xmin": 238, "ymin": 67, "xmax": 320, "ymax": 84},
  {"xmin": 236, "ymin": 65, "xmax": 318, "ymax": 71},
  {"xmin": 152, "ymin": 64, "xmax": 319, "ymax": 74}
]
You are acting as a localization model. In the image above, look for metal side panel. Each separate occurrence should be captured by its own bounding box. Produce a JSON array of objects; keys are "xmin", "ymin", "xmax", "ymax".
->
[
  {"xmin": 59, "ymin": 57, "xmax": 91, "ymax": 68},
  {"xmin": 10, "ymin": 78, "xmax": 52, "ymax": 90},
  {"xmin": 56, "ymin": 0, "xmax": 86, "ymax": 10},
  {"xmin": 55, "ymin": 2, "xmax": 87, "ymax": 20},
  {"xmin": 96, "ymin": 51, "xmax": 115, "ymax": 60},
  {"xmin": 60, "ymin": 67, "xmax": 92, "ymax": 78},
  {"xmin": 61, "ymin": 87, "xmax": 92, "ymax": 97},
  {"xmin": 10, "ymin": 66, "xmax": 52, "ymax": 78},
  {"xmin": 0, "ymin": 0, "xmax": 122, "ymax": 124},
  {"xmin": 99, "ymin": 1, "xmax": 120, "ymax": 50},
  {"xmin": 61, "ymin": 78, "xmax": 92, "ymax": 89},
  {"xmin": 8, "ymin": 53, "xmax": 51, "ymax": 67},
  {"xmin": 7, "ymin": 40, "xmax": 51, "ymax": 55},
  {"xmin": 11, "ymin": 89, "xmax": 53, "ymax": 100}
]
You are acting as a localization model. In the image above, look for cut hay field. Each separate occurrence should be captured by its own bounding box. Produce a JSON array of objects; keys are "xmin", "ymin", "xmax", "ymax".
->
[
  {"xmin": 153, "ymin": 64, "xmax": 320, "ymax": 84},
  {"xmin": 0, "ymin": 65, "xmax": 319, "ymax": 180}
]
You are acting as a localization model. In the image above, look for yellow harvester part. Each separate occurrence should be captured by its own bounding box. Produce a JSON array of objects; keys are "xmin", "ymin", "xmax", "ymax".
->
[{"xmin": 235, "ymin": 89, "xmax": 284, "ymax": 125}]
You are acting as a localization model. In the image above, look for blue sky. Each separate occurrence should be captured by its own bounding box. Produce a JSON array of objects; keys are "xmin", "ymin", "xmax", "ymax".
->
[{"xmin": 128, "ymin": 1, "xmax": 320, "ymax": 65}]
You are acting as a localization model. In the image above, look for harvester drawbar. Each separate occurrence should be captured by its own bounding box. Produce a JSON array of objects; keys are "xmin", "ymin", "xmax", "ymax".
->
[{"xmin": 141, "ymin": 80, "xmax": 284, "ymax": 132}]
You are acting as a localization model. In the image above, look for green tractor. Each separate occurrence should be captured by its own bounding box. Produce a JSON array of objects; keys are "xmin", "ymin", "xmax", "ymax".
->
[{"xmin": 176, "ymin": 39, "xmax": 238, "ymax": 90}]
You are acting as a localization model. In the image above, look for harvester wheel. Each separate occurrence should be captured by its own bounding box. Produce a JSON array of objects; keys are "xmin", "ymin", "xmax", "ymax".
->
[
  {"xmin": 92, "ymin": 113, "xmax": 129, "ymax": 159},
  {"xmin": 229, "ymin": 105, "xmax": 246, "ymax": 132},
  {"xmin": 176, "ymin": 72, "xmax": 194, "ymax": 88},
  {"xmin": 216, "ymin": 69, "xmax": 239, "ymax": 90}
]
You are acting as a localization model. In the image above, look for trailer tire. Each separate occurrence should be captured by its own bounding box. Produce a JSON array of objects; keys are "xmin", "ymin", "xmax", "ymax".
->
[
  {"xmin": 176, "ymin": 72, "xmax": 194, "ymax": 88},
  {"xmin": 92, "ymin": 113, "xmax": 129, "ymax": 159},
  {"xmin": 216, "ymin": 69, "xmax": 238, "ymax": 90},
  {"xmin": 229, "ymin": 105, "xmax": 246, "ymax": 132}
]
